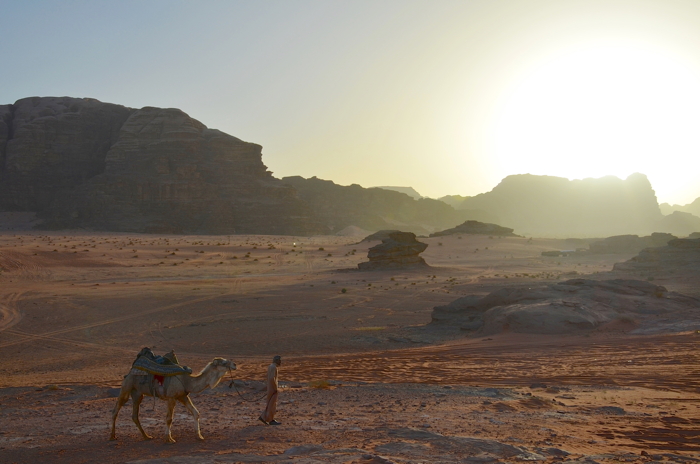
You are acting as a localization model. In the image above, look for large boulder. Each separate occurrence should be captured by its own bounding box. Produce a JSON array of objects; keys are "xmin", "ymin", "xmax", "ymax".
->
[
  {"xmin": 431, "ymin": 278, "xmax": 699, "ymax": 335},
  {"xmin": 358, "ymin": 232, "xmax": 428, "ymax": 270},
  {"xmin": 430, "ymin": 220, "xmax": 517, "ymax": 237}
]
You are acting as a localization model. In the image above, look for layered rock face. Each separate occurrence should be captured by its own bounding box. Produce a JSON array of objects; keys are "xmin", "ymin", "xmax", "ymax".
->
[
  {"xmin": 358, "ymin": 232, "xmax": 428, "ymax": 270},
  {"xmin": 432, "ymin": 279, "xmax": 699, "ymax": 335},
  {"xmin": 282, "ymin": 176, "xmax": 469, "ymax": 236},
  {"xmin": 458, "ymin": 173, "xmax": 664, "ymax": 237},
  {"xmin": 0, "ymin": 97, "xmax": 318, "ymax": 235},
  {"xmin": 430, "ymin": 220, "xmax": 517, "ymax": 237},
  {"xmin": 0, "ymin": 97, "xmax": 133, "ymax": 211}
]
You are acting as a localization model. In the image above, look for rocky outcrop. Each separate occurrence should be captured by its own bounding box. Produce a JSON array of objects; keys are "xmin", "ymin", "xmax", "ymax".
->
[
  {"xmin": 430, "ymin": 220, "xmax": 517, "ymax": 237},
  {"xmin": 361, "ymin": 229, "xmax": 402, "ymax": 242},
  {"xmin": 432, "ymin": 279, "xmax": 700, "ymax": 335},
  {"xmin": 613, "ymin": 238, "xmax": 700, "ymax": 274},
  {"xmin": 282, "ymin": 176, "xmax": 470, "ymax": 236},
  {"xmin": 358, "ymin": 232, "xmax": 428, "ymax": 270},
  {"xmin": 457, "ymin": 173, "xmax": 664, "ymax": 237},
  {"xmin": 0, "ymin": 97, "xmax": 319, "ymax": 235},
  {"xmin": 588, "ymin": 233, "xmax": 676, "ymax": 254}
]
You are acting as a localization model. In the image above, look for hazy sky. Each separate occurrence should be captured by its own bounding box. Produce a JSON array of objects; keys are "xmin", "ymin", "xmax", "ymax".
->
[{"xmin": 2, "ymin": 0, "xmax": 700, "ymax": 205}]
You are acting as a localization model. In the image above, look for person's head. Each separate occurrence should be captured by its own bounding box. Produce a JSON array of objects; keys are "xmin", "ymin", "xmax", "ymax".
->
[{"xmin": 273, "ymin": 355, "xmax": 282, "ymax": 366}]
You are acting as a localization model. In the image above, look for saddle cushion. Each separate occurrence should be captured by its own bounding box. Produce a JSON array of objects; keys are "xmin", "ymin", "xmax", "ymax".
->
[{"xmin": 132, "ymin": 356, "xmax": 193, "ymax": 376}]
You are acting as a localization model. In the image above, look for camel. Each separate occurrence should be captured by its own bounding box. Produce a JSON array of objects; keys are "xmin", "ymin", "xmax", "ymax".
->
[{"xmin": 110, "ymin": 357, "xmax": 236, "ymax": 443}]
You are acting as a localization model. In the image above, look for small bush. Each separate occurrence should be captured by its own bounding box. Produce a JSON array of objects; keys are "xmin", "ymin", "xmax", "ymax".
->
[
  {"xmin": 308, "ymin": 380, "xmax": 331, "ymax": 389},
  {"xmin": 341, "ymin": 288, "xmax": 347, "ymax": 293}
]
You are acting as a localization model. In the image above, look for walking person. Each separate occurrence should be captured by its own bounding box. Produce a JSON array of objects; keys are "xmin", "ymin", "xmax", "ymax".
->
[{"xmin": 259, "ymin": 355, "xmax": 282, "ymax": 425}]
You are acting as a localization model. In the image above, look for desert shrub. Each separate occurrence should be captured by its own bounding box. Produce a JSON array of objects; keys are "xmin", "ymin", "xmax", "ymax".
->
[
  {"xmin": 341, "ymin": 288, "xmax": 347, "ymax": 293},
  {"xmin": 308, "ymin": 380, "xmax": 331, "ymax": 389}
]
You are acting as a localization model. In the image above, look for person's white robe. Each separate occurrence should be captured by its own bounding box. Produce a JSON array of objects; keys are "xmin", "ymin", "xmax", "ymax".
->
[{"xmin": 261, "ymin": 362, "xmax": 278, "ymax": 422}]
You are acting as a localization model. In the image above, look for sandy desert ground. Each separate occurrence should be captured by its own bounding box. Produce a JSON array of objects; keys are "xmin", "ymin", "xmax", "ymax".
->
[{"xmin": 0, "ymin": 220, "xmax": 699, "ymax": 463}]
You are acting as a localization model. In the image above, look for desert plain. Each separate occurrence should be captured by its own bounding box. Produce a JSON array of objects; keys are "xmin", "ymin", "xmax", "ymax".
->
[{"xmin": 0, "ymin": 217, "xmax": 699, "ymax": 463}]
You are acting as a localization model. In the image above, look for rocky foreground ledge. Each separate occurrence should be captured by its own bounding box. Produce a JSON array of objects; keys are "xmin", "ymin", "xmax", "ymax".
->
[{"xmin": 432, "ymin": 278, "xmax": 700, "ymax": 335}]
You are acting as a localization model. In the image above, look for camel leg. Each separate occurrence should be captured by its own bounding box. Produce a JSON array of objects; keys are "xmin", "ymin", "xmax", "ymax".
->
[
  {"xmin": 179, "ymin": 395, "xmax": 203, "ymax": 440},
  {"xmin": 131, "ymin": 391, "xmax": 152, "ymax": 440},
  {"xmin": 165, "ymin": 398, "xmax": 177, "ymax": 443},
  {"xmin": 110, "ymin": 387, "xmax": 131, "ymax": 440}
]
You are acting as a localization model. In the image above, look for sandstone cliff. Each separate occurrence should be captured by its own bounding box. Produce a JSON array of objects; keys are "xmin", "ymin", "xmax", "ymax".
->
[
  {"xmin": 0, "ymin": 97, "xmax": 318, "ymax": 234},
  {"xmin": 0, "ymin": 97, "xmax": 133, "ymax": 211}
]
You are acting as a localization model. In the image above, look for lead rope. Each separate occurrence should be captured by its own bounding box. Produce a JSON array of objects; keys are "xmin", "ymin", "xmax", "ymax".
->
[{"xmin": 227, "ymin": 368, "xmax": 268, "ymax": 403}]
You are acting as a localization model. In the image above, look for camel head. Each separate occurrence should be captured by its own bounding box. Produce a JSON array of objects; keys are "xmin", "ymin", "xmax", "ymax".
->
[
  {"xmin": 202, "ymin": 358, "xmax": 236, "ymax": 389},
  {"xmin": 212, "ymin": 357, "xmax": 236, "ymax": 371}
]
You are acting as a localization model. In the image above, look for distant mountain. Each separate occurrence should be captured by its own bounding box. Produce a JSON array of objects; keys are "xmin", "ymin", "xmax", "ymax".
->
[
  {"xmin": 437, "ymin": 194, "xmax": 470, "ymax": 208},
  {"xmin": 373, "ymin": 186, "xmax": 423, "ymax": 199},
  {"xmin": 657, "ymin": 211, "xmax": 700, "ymax": 237},
  {"xmin": 458, "ymin": 173, "xmax": 665, "ymax": 237},
  {"xmin": 659, "ymin": 197, "xmax": 700, "ymax": 217},
  {"xmin": 281, "ymin": 176, "xmax": 471, "ymax": 235}
]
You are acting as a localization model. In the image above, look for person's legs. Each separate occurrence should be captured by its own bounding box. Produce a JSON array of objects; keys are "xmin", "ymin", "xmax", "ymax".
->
[{"xmin": 261, "ymin": 391, "xmax": 278, "ymax": 422}]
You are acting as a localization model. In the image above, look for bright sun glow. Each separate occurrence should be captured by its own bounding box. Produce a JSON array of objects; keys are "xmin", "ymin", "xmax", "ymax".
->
[{"xmin": 488, "ymin": 41, "xmax": 700, "ymax": 204}]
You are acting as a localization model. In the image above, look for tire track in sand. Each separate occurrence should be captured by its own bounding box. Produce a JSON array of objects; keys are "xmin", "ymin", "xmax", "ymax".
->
[
  {"xmin": 0, "ymin": 292, "xmax": 23, "ymax": 332},
  {"xmin": 0, "ymin": 288, "xmax": 244, "ymax": 349}
]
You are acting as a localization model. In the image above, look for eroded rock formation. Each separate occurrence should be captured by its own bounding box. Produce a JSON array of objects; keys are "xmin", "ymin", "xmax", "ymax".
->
[
  {"xmin": 0, "ymin": 97, "xmax": 318, "ymax": 234},
  {"xmin": 358, "ymin": 231, "xmax": 428, "ymax": 270},
  {"xmin": 431, "ymin": 278, "xmax": 699, "ymax": 335},
  {"xmin": 430, "ymin": 220, "xmax": 517, "ymax": 237},
  {"xmin": 0, "ymin": 97, "xmax": 133, "ymax": 211}
]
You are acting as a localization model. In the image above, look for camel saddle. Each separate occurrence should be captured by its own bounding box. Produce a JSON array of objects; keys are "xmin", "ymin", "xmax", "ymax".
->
[{"xmin": 131, "ymin": 348, "xmax": 193, "ymax": 376}]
